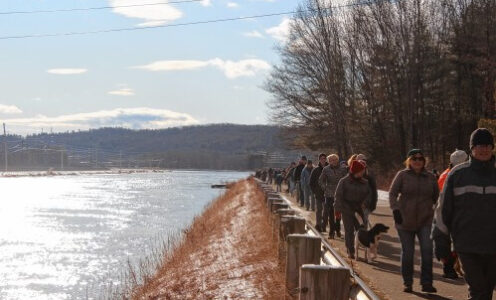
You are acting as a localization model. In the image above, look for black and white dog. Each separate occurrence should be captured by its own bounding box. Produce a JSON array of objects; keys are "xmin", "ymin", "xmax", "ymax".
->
[{"xmin": 354, "ymin": 213, "xmax": 389, "ymax": 263}]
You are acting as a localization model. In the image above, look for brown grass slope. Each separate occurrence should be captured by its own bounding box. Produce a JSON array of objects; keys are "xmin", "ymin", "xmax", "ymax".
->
[{"xmin": 134, "ymin": 178, "xmax": 286, "ymax": 299}]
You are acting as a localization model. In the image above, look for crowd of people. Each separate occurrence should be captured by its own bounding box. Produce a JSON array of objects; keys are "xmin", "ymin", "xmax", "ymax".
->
[{"xmin": 255, "ymin": 128, "xmax": 496, "ymax": 300}]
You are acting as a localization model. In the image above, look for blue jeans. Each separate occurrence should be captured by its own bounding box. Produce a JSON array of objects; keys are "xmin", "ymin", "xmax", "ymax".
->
[{"xmin": 397, "ymin": 225, "xmax": 433, "ymax": 286}]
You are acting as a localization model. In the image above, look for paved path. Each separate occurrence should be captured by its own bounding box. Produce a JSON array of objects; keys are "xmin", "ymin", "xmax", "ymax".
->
[{"xmin": 280, "ymin": 187, "xmax": 496, "ymax": 300}]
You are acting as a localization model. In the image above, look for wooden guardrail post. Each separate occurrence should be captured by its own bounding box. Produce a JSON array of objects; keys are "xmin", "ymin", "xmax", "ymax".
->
[
  {"xmin": 267, "ymin": 192, "xmax": 281, "ymax": 197},
  {"xmin": 272, "ymin": 208, "xmax": 295, "ymax": 239},
  {"xmin": 278, "ymin": 215, "xmax": 305, "ymax": 261},
  {"xmin": 273, "ymin": 208, "xmax": 295, "ymax": 227},
  {"xmin": 285, "ymin": 234, "xmax": 321, "ymax": 295},
  {"xmin": 280, "ymin": 216, "xmax": 306, "ymax": 242},
  {"xmin": 271, "ymin": 202, "xmax": 289, "ymax": 213},
  {"xmin": 267, "ymin": 197, "xmax": 283, "ymax": 210},
  {"xmin": 299, "ymin": 265, "xmax": 351, "ymax": 300}
]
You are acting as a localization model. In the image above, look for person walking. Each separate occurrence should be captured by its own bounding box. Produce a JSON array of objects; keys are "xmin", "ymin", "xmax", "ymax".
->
[
  {"xmin": 310, "ymin": 153, "xmax": 327, "ymax": 231},
  {"xmin": 286, "ymin": 162, "xmax": 296, "ymax": 195},
  {"xmin": 301, "ymin": 160, "xmax": 315, "ymax": 210},
  {"xmin": 319, "ymin": 154, "xmax": 347, "ymax": 238},
  {"xmin": 432, "ymin": 149, "xmax": 468, "ymax": 279},
  {"xmin": 334, "ymin": 160, "xmax": 370, "ymax": 258},
  {"xmin": 294, "ymin": 156, "xmax": 307, "ymax": 206},
  {"xmin": 275, "ymin": 169, "xmax": 284, "ymax": 192},
  {"xmin": 439, "ymin": 128, "xmax": 496, "ymax": 300},
  {"xmin": 389, "ymin": 149, "xmax": 439, "ymax": 293},
  {"xmin": 357, "ymin": 154, "xmax": 378, "ymax": 227}
]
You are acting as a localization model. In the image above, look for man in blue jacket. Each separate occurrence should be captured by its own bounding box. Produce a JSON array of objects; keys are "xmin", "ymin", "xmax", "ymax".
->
[{"xmin": 440, "ymin": 128, "xmax": 496, "ymax": 300}]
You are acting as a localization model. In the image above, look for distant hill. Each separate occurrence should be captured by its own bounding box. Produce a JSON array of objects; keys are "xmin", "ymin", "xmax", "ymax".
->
[
  {"xmin": 1, "ymin": 124, "xmax": 301, "ymax": 171},
  {"xmin": 24, "ymin": 124, "xmax": 286, "ymax": 154}
]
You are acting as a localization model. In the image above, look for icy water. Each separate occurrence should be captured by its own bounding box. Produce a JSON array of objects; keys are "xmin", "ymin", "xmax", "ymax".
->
[{"xmin": 0, "ymin": 170, "xmax": 249, "ymax": 300}]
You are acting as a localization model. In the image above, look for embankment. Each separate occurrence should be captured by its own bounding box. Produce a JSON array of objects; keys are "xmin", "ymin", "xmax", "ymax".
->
[{"xmin": 133, "ymin": 178, "xmax": 287, "ymax": 299}]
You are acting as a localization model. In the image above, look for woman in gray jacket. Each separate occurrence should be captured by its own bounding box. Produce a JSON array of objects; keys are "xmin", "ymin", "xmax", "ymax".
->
[{"xmin": 389, "ymin": 149, "xmax": 439, "ymax": 294}]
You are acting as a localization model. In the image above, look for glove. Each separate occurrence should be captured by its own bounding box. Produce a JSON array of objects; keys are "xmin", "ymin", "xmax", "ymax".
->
[{"xmin": 393, "ymin": 209, "xmax": 403, "ymax": 224}]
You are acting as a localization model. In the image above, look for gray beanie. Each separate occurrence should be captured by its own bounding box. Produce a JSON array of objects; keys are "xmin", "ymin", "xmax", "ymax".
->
[{"xmin": 450, "ymin": 149, "xmax": 468, "ymax": 166}]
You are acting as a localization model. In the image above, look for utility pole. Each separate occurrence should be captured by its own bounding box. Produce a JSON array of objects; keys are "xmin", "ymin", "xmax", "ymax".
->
[{"xmin": 3, "ymin": 123, "xmax": 7, "ymax": 172}]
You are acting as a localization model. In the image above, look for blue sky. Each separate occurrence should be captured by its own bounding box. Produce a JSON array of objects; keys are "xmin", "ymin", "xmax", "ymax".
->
[{"xmin": 0, "ymin": 0, "xmax": 300, "ymax": 134}]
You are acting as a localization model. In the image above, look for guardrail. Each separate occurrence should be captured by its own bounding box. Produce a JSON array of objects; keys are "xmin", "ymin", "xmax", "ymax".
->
[{"xmin": 255, "ymin": 178, "xmax": 380, "ymax": 300}]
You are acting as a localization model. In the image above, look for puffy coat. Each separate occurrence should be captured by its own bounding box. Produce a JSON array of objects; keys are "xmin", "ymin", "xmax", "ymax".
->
[
  {"xmin": 319, "ymin": 165, "xmax": 347, "ymax": 198},
  {"xmin": 389, "ymin": 168, "xmax": 439, "ymax": 231},
  {"xmin": 334, "ymin": 174, "xmax": 371, "ymax": 214},
  {"xmin": 440, "ymin": 156, "xmax": 496, "ymax": 254}
]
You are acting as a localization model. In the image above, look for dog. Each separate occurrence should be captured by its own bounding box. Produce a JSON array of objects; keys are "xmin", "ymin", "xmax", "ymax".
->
[{"xmin": 354, "ymin": 213, "xmax": 389, "ymax": 263}]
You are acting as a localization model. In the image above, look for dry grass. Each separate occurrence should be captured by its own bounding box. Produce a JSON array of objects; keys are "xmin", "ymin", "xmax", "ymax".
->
[{"xmin": 131, "ymin": 178, "xmax": 287, "ymax": 300}]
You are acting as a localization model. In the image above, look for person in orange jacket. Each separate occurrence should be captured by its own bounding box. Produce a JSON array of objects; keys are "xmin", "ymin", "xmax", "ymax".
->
[
  {"xmin": 433, "ymin": 149, "xmax": 468, "ymax": 279},
  {"xmin": 438, "ymin": 149, "xmax": 468, "ymax": 191}
]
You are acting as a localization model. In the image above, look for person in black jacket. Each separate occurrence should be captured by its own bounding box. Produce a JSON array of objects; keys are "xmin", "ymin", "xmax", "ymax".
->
[
  {"xmin": 294, "ymin": 156, "xmax": 307, "ymax": 206},
  {"xmin": 440, "ymin": 128, "xmax": 496, "ymax": 300},
  {"xmin": 310, "ymin": 153, "xmax": 327, "ymax": 231}
]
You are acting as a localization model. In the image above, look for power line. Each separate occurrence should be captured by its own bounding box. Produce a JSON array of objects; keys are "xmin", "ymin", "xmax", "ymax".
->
[
  {"xmin": 0, "ymin": 11, "xmax": 299, "ymax": 40},
  {"xmin": 0, "ymin": 3, "xmax": 365, "ymax": 40},
  {"xmin": 0, "ymin": 0, "xmax": 206, "ymax": 15}
]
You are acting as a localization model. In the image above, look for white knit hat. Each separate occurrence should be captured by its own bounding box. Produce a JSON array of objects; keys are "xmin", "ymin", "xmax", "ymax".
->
[{"xmin": 450, "ymin": 149, "xmax": 468, "ymax": 166}]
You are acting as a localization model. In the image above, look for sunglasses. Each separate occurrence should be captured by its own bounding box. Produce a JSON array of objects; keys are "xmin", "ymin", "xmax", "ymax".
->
[{"xmin": 411, "ymin": 156, "xmax": 425, "ymax": 162}]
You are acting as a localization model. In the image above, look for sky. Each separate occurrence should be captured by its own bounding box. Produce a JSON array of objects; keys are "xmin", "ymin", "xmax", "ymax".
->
[{"xmin": 0, "ymin": 0, "xmax": 301, "ymax": 135}]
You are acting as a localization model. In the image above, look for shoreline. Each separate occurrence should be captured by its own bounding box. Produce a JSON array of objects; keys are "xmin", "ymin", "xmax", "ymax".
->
[
  {"xmin": 0, "ymin": 168, "xmax": 253, "ymax": 178},
  {"xmin": 0, "ymin": 168, "xmax": 168, "ymax": 178},
  {"xmin": 131, "ymin": 178, "xmax": 287, "ymax": 299}
]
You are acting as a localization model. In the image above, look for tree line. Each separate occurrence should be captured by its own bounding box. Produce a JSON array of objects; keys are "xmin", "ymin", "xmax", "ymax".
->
[
  {"xmin": 0, "ymin": 124, "xmax": 300, "ymax": 171},
  {"xmin": 265, "ymin": 0, "xmax": 496, "ymax": 171}
]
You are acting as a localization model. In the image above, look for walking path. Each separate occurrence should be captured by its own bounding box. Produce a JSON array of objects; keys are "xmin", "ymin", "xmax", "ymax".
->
[{"xmin": 280, "ymin": 187, "xmax": 496, "ymax": 300}]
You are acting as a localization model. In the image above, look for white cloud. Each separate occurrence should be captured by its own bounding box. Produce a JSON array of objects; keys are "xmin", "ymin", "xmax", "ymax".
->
[
  {"xmin": 5, "ymin": 107, "xmax": 199, "ymax": 133},
  {"xmin": 133, "ymin": 58, "xmax": 271, "ymax": 79},
  {"xmin": 244, "ymin": 30, "xmax": 264, "ymax": 38},
  {"xmin": 227, "ymin": 2, "xmax": 239, "ymax": 8},
  {"xmin": 209, "ymin": 58, "xmax": 271, "ymax": 79},
  {"xmin": 108, "ymin": 88, "xmax": 135, "ymax": 96},
  {"xmin": 200, "ymin": 0, "xmax": 212, "ymax": 6},
  {"xmin": 47, "ymin": 68, "xmax": 88, "ymax": 75},
  {"xmin": 134, "ymin": 60, "xmax": 211, "ymax": 71},
  {"xmin": 265, "ymin": 18, "xmax": 292, "ymax": 42},
  {"xmin": 0, "ymin": 104, "xmax": 22, "ymax": 114},
  {"xmin": 109, "ymin": 0, "xmax": 182, "ymax": 27}
]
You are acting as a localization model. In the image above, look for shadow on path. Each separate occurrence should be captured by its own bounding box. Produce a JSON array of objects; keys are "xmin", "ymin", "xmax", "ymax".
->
[{"xmin": 410, "ymin": 291, "xmax": 457, "ymax": 300}]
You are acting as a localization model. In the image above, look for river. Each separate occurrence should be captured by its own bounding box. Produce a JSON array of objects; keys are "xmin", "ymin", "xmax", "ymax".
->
[{"xmin": 0, "ymin": 170, "xmax": 250, "ymax": 300}]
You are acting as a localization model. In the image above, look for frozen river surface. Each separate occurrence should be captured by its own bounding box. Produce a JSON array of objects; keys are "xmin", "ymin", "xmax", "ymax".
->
[{"xmin": 0, "ymin": 170, "xmax": 249, "ymax": 300}]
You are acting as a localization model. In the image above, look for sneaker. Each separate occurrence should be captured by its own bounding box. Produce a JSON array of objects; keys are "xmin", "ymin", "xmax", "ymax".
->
[
  {"xmin": 328, "ymin": 232, "xmax": 335, "ymax": 239},
  {"xmin": 336, "ymin": 231, "xmax": 342, "ymax": 238},
  {"xmin": 403, "ymin": 285, "xmax": 413, "ymax": 293},
  {"xmin": 421, "ymin": 284, "xmax": 437, "ymax": 293}
]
